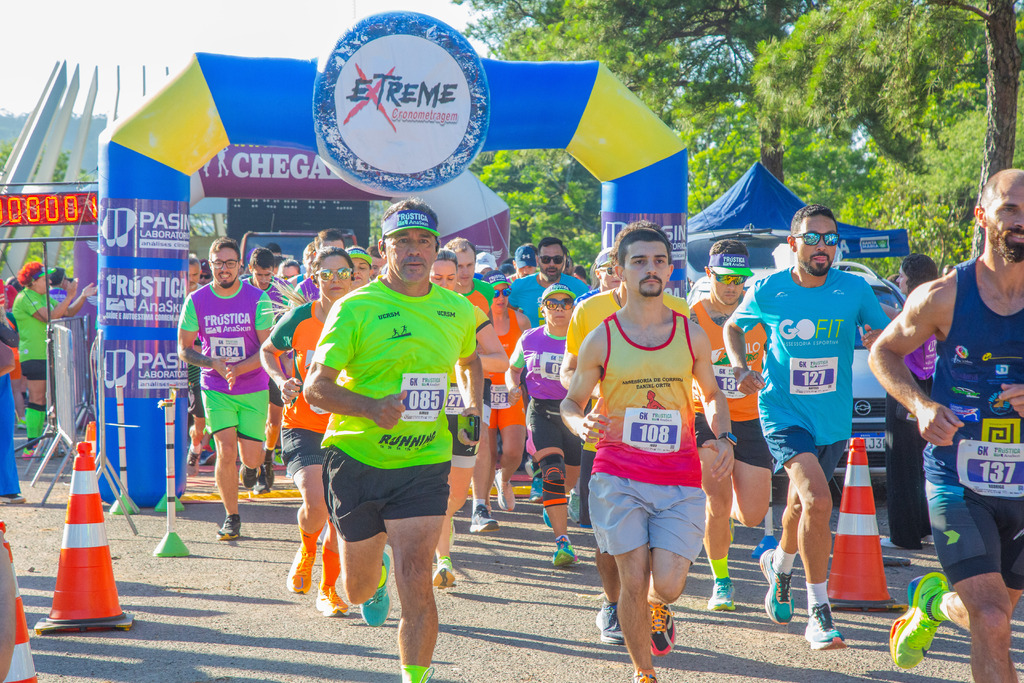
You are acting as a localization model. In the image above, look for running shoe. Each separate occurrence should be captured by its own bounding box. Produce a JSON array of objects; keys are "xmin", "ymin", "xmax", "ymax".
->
[
  {"xmin": 217, "ymin": 514, "xmax": 241, "ymax": 541},
  {"xmin": 890, "ymin": 572, "xmax": 949, "ymax": 669},
  {"xmin": 199, "ymin": 449, "xmax": 217, "ymax": 466},
  {"xmin": 263, "ymin": 460, "xmax": 276, "ymax": 489},
  {"xmin": 596, "ymin": 602, "xmax": 625, "ymax": 644},
  {"xmin": 287, "ymin": 545, "xmax": 315, "ymax": 594},
  {"xmin": 542, "ymin": 507, "xmax": 552, "ymax": 528},
  {"xmin": 707, "ymin": 578, "xmax": 735, "ymax": 611},
  {"xmin": 315, "ymin": 586, "xmax": 349, "ymax": 617},
  {"xmin": 805, "ymin": 603, "xmax": 846, "ymax": 650},
  {"xmin": 240, "ymin": 465, "xmax": 259, "ymax": 489},
  {"xmin": 552, "ymin": 537, "xmax": 577, "ymax": 567},
  {"xmin": 759, "ymin": 547, "xmax": 793, "ymax": 624},
  {"xmin": 469, "ymin": 504, "xmax": 499, "ymax": 533},
  {"xmin": 361, "ymin": 552, "xmax": 391, "ymax": 627},
  {"xmin": 0, "ymin": 493, "xmax": 26, "ymax": 504},
  {"xmin": 252, "ymin": 469, "xmax": 270, "ymax": 495},
  {"xmin": 567, "ymin": 489, "xmax": 580, "ymax": 523},
  {"xmin": 529, "ymin": 474, "xmax": 543, "ymax": 503},
  {"xmin": 649, "ymin": 602, "xmax": 675, "ymax": 656},
  {"xmin": 433, "ymin": 556, "xmax": 456, "ymax": 588},
  {"xmin": 187, "ymin": 449, "xmax": 200, "ymax": 476},
  {"xmin": 495, "ymin": 470, "xmax": 516, "ymax": 512},
  {"xmin": 633, "ymin": 674, "xmax": 658, "ymax": 683}
]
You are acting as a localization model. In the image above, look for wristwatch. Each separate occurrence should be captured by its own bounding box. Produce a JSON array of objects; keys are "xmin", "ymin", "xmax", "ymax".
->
[{"xmin": 717, "ymin": 432, "xmax": 738, "ymax": 446}]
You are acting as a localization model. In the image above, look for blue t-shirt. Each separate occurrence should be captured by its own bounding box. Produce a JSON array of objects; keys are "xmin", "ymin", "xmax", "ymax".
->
[
  {"xmin": 730, "ymin": 268, "xmax": 890, "ymax": 446},
  {"xmin": 508, "ymin": 273, "xmax": 590, "ymax": 327}
]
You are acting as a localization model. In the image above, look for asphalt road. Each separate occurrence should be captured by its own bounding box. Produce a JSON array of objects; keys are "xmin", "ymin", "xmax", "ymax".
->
[{"xmin": 2, "ymin": 463, "xmax": 1020, "ymax": 683}]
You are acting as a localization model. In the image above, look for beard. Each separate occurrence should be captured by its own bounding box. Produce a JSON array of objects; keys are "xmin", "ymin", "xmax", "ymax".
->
[
  {"xmin": 798, "ymin": 253, "xmax": 832, "ymax": 277},
  {"xmin": 988, "ymin": 225, "xmax": 1024, "ymax": 263},
  {"xmin": 215, "ymin": 273, "xmax": 237, "ymax": 289},
  {"xmin": 639, "ymin": 278, "xmax": 663, "ymax": 297}
]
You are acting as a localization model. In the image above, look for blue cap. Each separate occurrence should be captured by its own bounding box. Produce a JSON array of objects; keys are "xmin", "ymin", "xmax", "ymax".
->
[{"xmin": 514, "ymin": 245, "xmax": 537, "ymax": 268}]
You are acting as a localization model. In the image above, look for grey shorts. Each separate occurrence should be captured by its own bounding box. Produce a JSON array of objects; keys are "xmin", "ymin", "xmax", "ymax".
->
[{"xmin": 589, "ymin": 472, "xmax": 706, "ymax": 559}]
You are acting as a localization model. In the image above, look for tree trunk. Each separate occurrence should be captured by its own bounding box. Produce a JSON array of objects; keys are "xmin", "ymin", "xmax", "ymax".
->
[
  {"xmin": 760, "ymin": 120, "xmax": 784, "ymax": 183},
  {"xmin": 972, "ymin": 0, "xmax": 1021, "ymax": 257}
]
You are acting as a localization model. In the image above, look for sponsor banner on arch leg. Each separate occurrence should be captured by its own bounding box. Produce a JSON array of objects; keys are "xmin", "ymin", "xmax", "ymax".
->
[
  {"xmin": 102, "ymin": 338, "xmax": 186, "ymax": 398},
  {"xmin": 99, "ymin": 198, "xmax": 190, "ymax": 259},
  {"xmin": 601, "ymin": 211, "xmax": 687, "ymax": 297},
  {"xmin": 99, "ymin": 267, "xmax": 188, "ymax": 326}
]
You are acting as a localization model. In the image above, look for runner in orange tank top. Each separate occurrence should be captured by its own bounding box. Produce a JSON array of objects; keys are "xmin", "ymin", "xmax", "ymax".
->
[{"xmin": 562, "ymin": 223, "xmax": 734, "ymax": 683}]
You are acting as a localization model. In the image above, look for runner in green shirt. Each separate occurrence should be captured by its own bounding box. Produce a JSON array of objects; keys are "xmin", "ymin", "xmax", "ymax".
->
[{"xmin": 306, "ymin": 199, "xmax": 482, "ymax": 683}]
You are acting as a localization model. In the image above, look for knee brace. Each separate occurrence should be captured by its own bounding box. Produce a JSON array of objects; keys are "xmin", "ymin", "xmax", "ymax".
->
[{"xmin": 538, "ymin": 453, "xmax": 567, "ymax": 507}]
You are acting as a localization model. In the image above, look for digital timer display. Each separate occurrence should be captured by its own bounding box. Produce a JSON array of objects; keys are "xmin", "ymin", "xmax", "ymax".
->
[{"xmin": 0, "ymin": 192, "xmax": 98, "ymax": 228}]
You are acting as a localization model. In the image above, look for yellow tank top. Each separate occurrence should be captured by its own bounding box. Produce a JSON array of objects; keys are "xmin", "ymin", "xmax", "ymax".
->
[{"xmin": 595, "ymin": 311, "xmax": 702, "ymax": 487}]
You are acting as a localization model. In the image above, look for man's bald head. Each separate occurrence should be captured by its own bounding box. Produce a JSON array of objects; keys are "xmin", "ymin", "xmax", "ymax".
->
[{"xmin": 978, "ymin": 169, "xmax": 1024, "ymax": 210}]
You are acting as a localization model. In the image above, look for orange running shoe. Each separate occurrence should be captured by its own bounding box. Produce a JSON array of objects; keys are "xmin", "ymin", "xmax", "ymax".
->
[{"xmin": 287, "ymin": 545, "xmax": 315, "ymax": 594}]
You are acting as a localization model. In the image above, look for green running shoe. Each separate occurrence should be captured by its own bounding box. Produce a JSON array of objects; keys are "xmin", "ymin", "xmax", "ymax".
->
[
  {"xmin": 890, "ymin": 572, "xmax": 949, "ymax": 669},
  {"xmin": 361, "ymin": 551, "xmax": 392, "ymax": 626},
  {"xmin": 707, "ymin": 578, "xmax": 735, "ymax": 611},
  {"xmin": 553, "ymin": 537, "xmax": 577, "ymax": 567}
]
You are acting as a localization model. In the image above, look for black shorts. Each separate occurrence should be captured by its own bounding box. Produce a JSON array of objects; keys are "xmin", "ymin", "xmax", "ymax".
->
[
  {"xmin": 927, "ymin": 481, "xmax": 1024, "ymax": 589},
  {"xmin": 21, "ymin": 359, "xmax": 45, "ymax": 381},
  {"xmin": 527, "ymin": 398, "xmax": 581, "ymax": 467},
  {"xmin": 322, "ymin": 446, "xmax": 450, "ymax": 543},
  {"xmin": 694, "ymin": 413, "xmax": 772, "ymax": 470},
  {"xmin": 281, "ymin": 427, "xmax": 326, "ymax": 478},
  {"xmin": 188, "ymin": 382, "xmax": 206, "ymax": 419},
  {"xmin": 268, "ymin": 378, "xmax": 284, "ymax": 408}
]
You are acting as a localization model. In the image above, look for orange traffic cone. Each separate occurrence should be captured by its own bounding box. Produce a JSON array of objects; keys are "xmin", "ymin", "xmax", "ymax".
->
[
  {"xmin": 828, "ymin": 437, "xmax": 896, "ymax": 611},
  {"xmin": 34, "ymin": 443, "xmax": 134, "ymax": 634},
  {"xmin": 2, "ymin": 522, "xmax": 37, "ymax": 683}
]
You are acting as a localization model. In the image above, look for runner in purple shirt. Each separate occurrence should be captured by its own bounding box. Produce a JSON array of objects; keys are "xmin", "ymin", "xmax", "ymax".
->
[{"xmin": 178, "ymin": 237, "xmax": 274, "ymax": 541}]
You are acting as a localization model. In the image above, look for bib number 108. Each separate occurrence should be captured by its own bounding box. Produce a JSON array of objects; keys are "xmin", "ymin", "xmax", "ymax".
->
[{"xmin": 631, "ymin": 423, "xmax": 676, "ymax": 445}]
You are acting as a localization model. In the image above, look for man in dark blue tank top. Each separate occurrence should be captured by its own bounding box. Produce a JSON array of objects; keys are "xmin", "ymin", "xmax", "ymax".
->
[{"xmin": 870, "ymin": 168, "xmax": 1024, "ymax": 681}]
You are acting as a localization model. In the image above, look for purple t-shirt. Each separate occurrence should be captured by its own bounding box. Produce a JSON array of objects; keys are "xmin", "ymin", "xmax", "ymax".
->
[
  {"xmin": 300, "ymin": 277, "xmax": 319, "ymax": 302},
  {"xmin": 906, "ymin": 336, "xmax": 937, "ymax": 381},
  {"xmin": 189, "ymin": 282, "xmax": 271, "ymax": 395},
  {"xmin": 511, "ymin": 326, "xmax": 567, "ymax": 400}
]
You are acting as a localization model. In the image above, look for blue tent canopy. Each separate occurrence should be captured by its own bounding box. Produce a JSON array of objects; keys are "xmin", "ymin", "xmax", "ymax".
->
[{"xmin": 688, "ymin": 162, "xmax": 909, "ymax": 259}]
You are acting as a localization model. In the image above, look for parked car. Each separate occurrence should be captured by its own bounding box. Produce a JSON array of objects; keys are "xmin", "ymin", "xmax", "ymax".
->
[{"xmin": 687, "ymin": 259, "xmax": 905, "ymax": 475}]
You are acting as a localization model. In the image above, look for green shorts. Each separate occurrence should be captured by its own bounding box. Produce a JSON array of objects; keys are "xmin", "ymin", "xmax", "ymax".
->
[{"xmin": 202, "ymin": 389, "xmax": 269, "ymax": 442}]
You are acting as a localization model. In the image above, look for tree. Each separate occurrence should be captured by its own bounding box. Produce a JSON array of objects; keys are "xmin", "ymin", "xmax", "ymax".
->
[{"xmin": 460, "ymin": 0, "xmax": 816, "ymax": 180}]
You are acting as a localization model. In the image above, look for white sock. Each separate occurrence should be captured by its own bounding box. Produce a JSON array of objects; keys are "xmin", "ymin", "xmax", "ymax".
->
[
  {"xmin": 473, "ymin": 498, "xmax": 486, "ymax": 510},
  {"xmin": 806, "ymin": 581, "xmax": 829, "ymax": 611},
  {"xmin": 772, "ymin": 549, "xmax": 797, "ymax": 575}
]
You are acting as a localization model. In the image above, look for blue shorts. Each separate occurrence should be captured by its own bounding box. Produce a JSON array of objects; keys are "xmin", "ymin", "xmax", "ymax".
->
[
  {"xmin": 926, "ymin": 481, "xmax": 1024, "ymax": 590},
  {"xmin": 764, "ymin": 425, "xmax": 846, "ymax": 478}
]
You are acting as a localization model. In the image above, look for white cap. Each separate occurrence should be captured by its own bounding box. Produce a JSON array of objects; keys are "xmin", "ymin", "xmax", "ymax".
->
[{"xmin": 475, "ymin": 251, "xmax": 498, "ymax": 273}]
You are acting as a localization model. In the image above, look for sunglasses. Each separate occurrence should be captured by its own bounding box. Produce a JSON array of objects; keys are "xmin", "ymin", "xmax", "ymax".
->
[
  {"xmin": 210, "ymin": 259, "xmax": 239, "ymax": 269},
  {"xmin": 539, "ymin": 255, "xmax": 564, "ymax": 265},
  {"xmin": 793, "ymin": 231, "xmax": 840, "ymax": 247},
  {"xmin": 543, "ymin": 298, "xmax": 574, "ymax": 311},
  {"xmin": 713, "ymin": 273, "xmax": 748, "ymax": 285},
  {"xmin": 493, "ymin": 288, "xmax": 511, "ymax": 298},
  {"xmin": 318, "ymin": 268, "xmax": 353, "ymax": 281}
]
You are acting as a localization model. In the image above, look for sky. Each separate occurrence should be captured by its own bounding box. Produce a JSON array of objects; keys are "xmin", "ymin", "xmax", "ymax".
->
[{"xmin": 0, "ymin": 0, "xmax": 481, "ymax": 118}]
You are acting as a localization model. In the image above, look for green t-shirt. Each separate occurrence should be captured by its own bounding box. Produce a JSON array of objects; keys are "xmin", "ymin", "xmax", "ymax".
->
[
  {"xmin": 313, "ymin": 280, "xmax": 477, "ymax": 469},
  {"xmin": 472, "ymin": 277, "xmax": 494, "ymax": 305},
  {"xmin": 12, "ymin": 289, "xmax": 53, "ymax": 361}
]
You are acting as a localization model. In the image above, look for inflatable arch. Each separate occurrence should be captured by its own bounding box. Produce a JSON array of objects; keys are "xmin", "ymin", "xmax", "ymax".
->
[{"xmin": 98, "ymin": 12, "xmax": 687, "ymax": 505}]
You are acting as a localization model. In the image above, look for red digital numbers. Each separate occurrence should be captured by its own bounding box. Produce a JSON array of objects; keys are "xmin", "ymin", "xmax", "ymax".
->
[{"xmin": 0, "ymin": 192, "xmax": 98, "ymax": 227}]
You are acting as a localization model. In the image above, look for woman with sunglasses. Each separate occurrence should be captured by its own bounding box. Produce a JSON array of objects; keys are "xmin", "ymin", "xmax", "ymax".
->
[
  {"xmin": 259, "ymin": 246, "xmax": 354, "ymax": 617},
  {"xmin": 475, "ymin": 271, "xmax": 531, "ymax": 514},
  {"xmin": 507, "ymin": 283, "xmax": 582, "ymax": 566},
  {"xmin": 428, "ymin": 250, "xmax": 509, "ymax": 588}
]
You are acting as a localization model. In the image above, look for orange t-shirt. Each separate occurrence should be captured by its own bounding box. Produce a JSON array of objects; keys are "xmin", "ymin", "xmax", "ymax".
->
[
  {"xmin": 269, "ymin": 301, "xmax": 330, "ymax": 433},
  {"xmin": 690, "ymin": 299, "xmax": 767, "ymax": 423}
]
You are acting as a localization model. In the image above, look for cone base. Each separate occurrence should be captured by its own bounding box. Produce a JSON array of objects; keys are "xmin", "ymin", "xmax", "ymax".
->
[
  {"xmin": 153, "ymin": 532, "xmax": 190, "ymax": 557},
  {"xmin": 154, "ymin": 495, "xmax": 184, "ymax": 513},
  {"xmin": 751, "ymin": 534, "xmax": 778, "ymax": 560},
  {"xmin": 109, "ymin": 497, "xmax": 139, "ymax": 515},
  {"xmin": 34, "ymin": 612, "xmax": 134, "ymax": 634},
  {"xmin": 830, "ymin": 598, "xmax": 901, "ymax": 612}
]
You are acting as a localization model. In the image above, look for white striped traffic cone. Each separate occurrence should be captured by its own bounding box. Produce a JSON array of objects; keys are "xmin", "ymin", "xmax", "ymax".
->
[{"xmin": 2, "ymin": 521, "xmax": 37, "ymax": 683}]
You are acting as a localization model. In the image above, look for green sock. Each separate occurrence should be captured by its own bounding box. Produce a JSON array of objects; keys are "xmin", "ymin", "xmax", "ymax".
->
[
  {"xmin": 401, "ymin": 664, "xmax": 431, "ymax": 683},
  {"xmin": 709, "ymin": 556, "xmax": 729, "ymax": 580},
  {"xmin": 25, "ymin": 407, "xmax": 44, "ymax": 440}
]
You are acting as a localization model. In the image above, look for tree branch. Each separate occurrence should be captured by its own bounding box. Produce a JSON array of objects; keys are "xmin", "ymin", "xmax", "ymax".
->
[{"xmin": 928, "ymin": 0, "xmax": 990, "ymax": 21}]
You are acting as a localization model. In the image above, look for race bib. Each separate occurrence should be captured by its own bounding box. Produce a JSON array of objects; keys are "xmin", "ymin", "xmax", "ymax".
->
[
  {"xmin": 445, "ymin": 382, "xmax": 466, "ymax": 416},
  {"xmin": 789, "ymin": 357, "xmax": 838, "ymax": 395},
  {"xmin": 491, "ymin": 384, "xmax": 511, "ymax": 410},
  {"xmin": 211, "ymin": 336, "xmax": 245, "ymax": 360},
  {"xmin": 713, "ymin": 366, "xmax": 744, "ymax": 399},
  {"xmin": 956, "ymin": 439, "xmax": 1024, "ymax": 497},
  {"xmin": 623, "ymin": 407, "xmax": 682, "ymax": 454},
  {"xmin": 400, "ymin": 373, "xmax": 447, "ymax": 422},
  {"xmin": 538, "ymin": 352, "xmax": 563, "ymax": 381}
]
